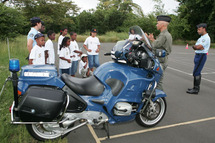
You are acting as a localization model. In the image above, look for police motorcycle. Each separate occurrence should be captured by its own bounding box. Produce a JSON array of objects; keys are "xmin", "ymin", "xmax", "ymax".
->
[{"xmin": 9, "ymin": 26, "xmax": 167, "ymax": 141}]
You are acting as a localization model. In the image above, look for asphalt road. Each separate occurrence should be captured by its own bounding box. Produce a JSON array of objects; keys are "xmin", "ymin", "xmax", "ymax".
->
[{"xmin": 66, "ymin": 43, "xmax": 215, "ymax": 143}]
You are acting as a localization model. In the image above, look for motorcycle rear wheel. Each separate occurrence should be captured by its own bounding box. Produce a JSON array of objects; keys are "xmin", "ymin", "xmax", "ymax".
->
[
  {"xmin": 26, "ymin": 123, "xmax": 64, "ymax": 141},
  {"xmin": 136, "ymin": 97, "xmax": 166, "ymax": 127}
]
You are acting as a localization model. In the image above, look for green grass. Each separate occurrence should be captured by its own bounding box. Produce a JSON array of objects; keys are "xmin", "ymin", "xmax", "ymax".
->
[{"xmin": 0, "ymin": 36, "xmax": 67, "ymax": 143}]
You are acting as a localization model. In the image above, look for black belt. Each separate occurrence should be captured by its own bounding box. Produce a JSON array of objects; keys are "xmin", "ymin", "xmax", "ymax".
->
[{"xmin": 196, "ymin": 53, "xmax": 206, "ymax": 55}]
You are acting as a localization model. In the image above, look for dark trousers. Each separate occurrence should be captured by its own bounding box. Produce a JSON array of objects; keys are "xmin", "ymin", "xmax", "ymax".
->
[
  {"xmin": 60, "ymin": 68, "xmax": 70, "ymax": 75},
  {"xmin": 193, "ymin": 53, "xmax": 207, "ymax": 76}
]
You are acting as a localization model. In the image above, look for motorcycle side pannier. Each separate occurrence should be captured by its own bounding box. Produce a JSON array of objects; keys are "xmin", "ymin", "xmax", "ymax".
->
[{"xmin": 18, "ymin": 86, "xmax": 67, "ymax": 122}]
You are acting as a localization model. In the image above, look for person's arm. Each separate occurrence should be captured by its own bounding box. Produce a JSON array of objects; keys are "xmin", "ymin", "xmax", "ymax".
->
[
  {"xmin": 29, "ymin": 59, "xmax": 33, "ymax": 65},
  {"xmin": 151, "ymin": 34, "xmax": 166, "ymax": 49},
  {"xmin": 83, "ymin": 45, "xmax": 92, "ymax": 52},
  {"xmin": 27, "ymin": 39, "xmax": 33, "ymax": 53},
  {"xmin": 96, "ymin": 45, "xmax": 100, "ymax": 53},
  {"xmin": 192, "ymin": 45, "xmax": 204, "ymax": 50},
  {"xmin": 60, "ymin": 57, "xmax": 71, "ymax": 63}
]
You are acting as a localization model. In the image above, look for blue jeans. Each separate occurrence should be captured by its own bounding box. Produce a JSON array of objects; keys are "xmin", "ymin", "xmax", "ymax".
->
[
  {"xmin": 70, "ymin": 61, "xmax": 78, "ymax": 75},
  {"xmin": 60, "ymin": 68, "xmax": 70, "ymax": 76},
  {"xmin": 88, "ymin": 55, "xmax": 100, "ymax": 68}
]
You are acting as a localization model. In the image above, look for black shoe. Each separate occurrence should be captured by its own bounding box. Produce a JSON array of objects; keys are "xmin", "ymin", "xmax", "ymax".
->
[{"xmin": 186, "ymin": 87, "xmax": 199, "ymax": 94}]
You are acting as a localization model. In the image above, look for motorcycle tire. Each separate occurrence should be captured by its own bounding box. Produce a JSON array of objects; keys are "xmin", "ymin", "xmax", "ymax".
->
[
  {"xmin": 136, "ymin": 97, "xmax": 167, "ymax": 127},
  {"xmin": 26, "ymin": 124, "xmax": 63, "ymax": 141}
]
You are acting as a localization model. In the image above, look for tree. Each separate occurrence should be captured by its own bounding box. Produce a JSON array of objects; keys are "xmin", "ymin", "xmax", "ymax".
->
[
  {"xmin": 177, "ymin": 0, "xmax": 215, "ymax": 42},
  {"xmin": 9, "ymin": 0, "xmax": 80, "ymax": 33},
  {"xmin": 97, "ymin": 0, "xmax": 143, "ymax": 17},
  {"xmin": 0, "ymin": 3, "xmax": 27, "ymax": 40}
]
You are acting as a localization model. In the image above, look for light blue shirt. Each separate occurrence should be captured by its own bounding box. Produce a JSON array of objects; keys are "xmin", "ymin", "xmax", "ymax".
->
[
  {"xmin": 195, "ymin": 33, "xmax": 210, "ymax": 53},
  {"xmin": 27, "ymin": 27, "xmax": 39, "ymax": 48}
]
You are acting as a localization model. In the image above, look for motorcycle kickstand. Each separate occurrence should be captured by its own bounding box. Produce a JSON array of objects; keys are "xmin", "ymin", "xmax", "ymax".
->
[{"xmin": 102, "ymin": 122, "xmax": 110, "ymax": 139}]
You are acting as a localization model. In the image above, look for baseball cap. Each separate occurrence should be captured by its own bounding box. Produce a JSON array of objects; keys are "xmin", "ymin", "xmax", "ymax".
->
[
  {"xmin": 91, "ymin": 28, "xmax": 97, "ymax": 33},
  {"xmin": 81, "ymin": 54, "xmax": 88, "ymax": 58},
  {"xmin": 34, "ymin": 33, "xmax": 45, "ymax": 39}
]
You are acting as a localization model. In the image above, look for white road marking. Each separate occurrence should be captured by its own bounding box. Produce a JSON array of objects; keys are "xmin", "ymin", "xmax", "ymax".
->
[
  {"xmin": 87, "ymin": 124, "xmax": 101, "ymax": 143},
  {"xmin": 168, "ymin": 67, "xmax": 215, "ymax": 84},
  {"xmin": 99, "ymin": 116, "xmax": 215, "ymax": 141}
]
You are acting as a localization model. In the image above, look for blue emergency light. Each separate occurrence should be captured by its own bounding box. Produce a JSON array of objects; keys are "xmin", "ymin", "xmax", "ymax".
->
[{"xmin": 9, "ymin": 59, "xmax": 20, "ymax": 72}]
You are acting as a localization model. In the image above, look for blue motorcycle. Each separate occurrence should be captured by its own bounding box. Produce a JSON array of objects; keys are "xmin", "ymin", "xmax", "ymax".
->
[{"xmin": 9, "ymin": 26, "xmax": 167, "ymax": 141}]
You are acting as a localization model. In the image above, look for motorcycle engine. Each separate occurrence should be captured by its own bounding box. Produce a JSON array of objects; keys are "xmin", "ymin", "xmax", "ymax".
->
[{"xmin": 113, "ymin": 102, "xmax": 132, "ymax": 116}]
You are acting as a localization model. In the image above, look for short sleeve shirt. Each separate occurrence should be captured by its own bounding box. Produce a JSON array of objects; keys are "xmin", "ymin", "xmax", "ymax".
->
[
  {"xmin": 79, "ymin": 60, "xmax": 88, "ymax": 74},
  {"xmin": 29, "ymin": 45, "xmax": 45, "ymax": 65},
  {"xmin": 195, "ymin": 33, "xmax": 211, "ymax": 54},
  {"xmin": 27, "ymin": 27, "xmax": 39, "ymax": 48},
  {"xmin": 57, "ymin": 35, "xmax": 65, "ymax": 55},
  {"xmin": 59, "ymin": 47, "xmax": 71, "ymax": 69},
  {"xmin": 128, "ymin": 34, "xmax": 142, "ymax": 41},
  {"xmin": 84, "ymin": 36, "xmax": 100, "ymax": 55},
  {"xmin": 45, "ymin": 39, "xmax": 55, "ymax": 64},
  {"xmin": 70, "ymin": 40, "xmax": 80, "ymax": 61}
]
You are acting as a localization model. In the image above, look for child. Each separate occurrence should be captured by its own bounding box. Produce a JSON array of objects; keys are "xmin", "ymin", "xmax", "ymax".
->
[
  {"xmin": 29, "ymin": 33, "xmax": 46, "ymax": 65},
  {"xmin": 45, "ymin": 30, "xmax": 55, "ymax": 65},
  {"xmin": 83, "ymin": 28, "xmax": 101, "ymax": 72},
  {"xmin": 69, "ymin": 32, "xmax": 82, "ymax": 77},
  {"xmin": 79, "ymin": 54, "xmax": 92, "ymax": 78},
  {"xmin": 57, "ymin": 28, "xmax": 68, "ymax": 55},
  {"xmin": 59, "ymin": 37, "xmax": 71, "ymax": 75}
]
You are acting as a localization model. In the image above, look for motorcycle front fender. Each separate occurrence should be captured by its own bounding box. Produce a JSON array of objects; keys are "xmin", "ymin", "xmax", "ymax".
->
[{"xmin": 152, "ymin": 89, "xmax": 167, "ymax": 102}]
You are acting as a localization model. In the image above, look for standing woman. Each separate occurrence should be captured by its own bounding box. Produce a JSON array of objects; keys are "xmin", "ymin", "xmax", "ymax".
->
[
  {"xmin": 57, "ymin": 28, "xmax": 68, "ymax": 55},
  {"xmin": 83, "ymin": 28, "xmax": 101, "ymax": 72},
  {"xmin": 59, "ymin": 37, "xmax": 71, "ymax": 75}
]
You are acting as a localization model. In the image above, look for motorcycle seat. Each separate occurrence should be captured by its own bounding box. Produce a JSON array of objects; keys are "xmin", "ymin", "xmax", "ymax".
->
[{"xmin": 61, "ymin": 74, "xmax": 104, "ymax": 96}]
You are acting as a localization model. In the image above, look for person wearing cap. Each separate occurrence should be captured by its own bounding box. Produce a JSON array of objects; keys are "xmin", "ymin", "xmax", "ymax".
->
[
  {"xmin": 27, "ymin": 17, "xmax": 42, "ymax": 54},
  {"xmin": 83, "ymin": 28, "xmax": 101, "ymax": 72},
  {"xmin": 146, "ymin": 15, "xmax": 172, "ymax": 91},
  {"xmin": 79, "ymin": 54, "xmax": 92, "ymax": 78},
  {"xmin": 187, "ymin": 23, "xmax": 211, "ymax": 94},
  {"xmin": 29, "ymin": 33, "xmax": 46, "ymax": 65}
]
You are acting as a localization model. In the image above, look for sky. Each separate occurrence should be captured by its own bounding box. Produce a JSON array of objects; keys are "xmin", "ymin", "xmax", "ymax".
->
[{"xmin": 72, "ymin": 0, "xmax": 180, "ymax": 15}]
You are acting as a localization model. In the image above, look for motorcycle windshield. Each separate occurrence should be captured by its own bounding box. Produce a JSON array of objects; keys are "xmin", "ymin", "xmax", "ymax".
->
[
  {"xmin": 112, "ymin": 26, "xmax": 152, "ymax": 53},
  {"xmin": 129, "ymin": 25, "xmax": 152, "ymax": 49}
]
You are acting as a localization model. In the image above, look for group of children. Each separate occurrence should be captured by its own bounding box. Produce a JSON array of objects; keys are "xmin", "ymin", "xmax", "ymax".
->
[{"xmin": 29, "ymin": 27, "xmax": 100, "ymax": 78}]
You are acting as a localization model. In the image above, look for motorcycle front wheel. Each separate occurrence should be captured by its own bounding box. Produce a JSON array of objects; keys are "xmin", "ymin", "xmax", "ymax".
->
[
  {"xmin": 26, "ymin": 123, "xmax": 64, "ymax": 141},
  {"xmin": 136, "ymin": 97, "xmax": 166, "ymax": 127}
]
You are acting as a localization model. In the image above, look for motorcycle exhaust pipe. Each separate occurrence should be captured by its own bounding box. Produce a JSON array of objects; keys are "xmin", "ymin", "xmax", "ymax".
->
[{"xmin": 61, "ymin": 121, "xmax": 88, "ymax": 136}]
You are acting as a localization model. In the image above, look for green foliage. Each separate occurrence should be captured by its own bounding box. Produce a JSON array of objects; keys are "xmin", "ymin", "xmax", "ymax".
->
[
  {"xmin": 0, "ymin": 4, "xmax": 27, "ymax": 40},
  {"xmin": 177, "ymin": 0, "xmax": 215, "ymax": 42}
]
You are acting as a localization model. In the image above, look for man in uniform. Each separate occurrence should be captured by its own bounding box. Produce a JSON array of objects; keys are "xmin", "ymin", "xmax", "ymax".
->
[
  {"xmin": 27, "ymin": 17, "xmax": 42, "ymax": 55},
  {"xmin": 146, "ymin": 15, "xmax": 172, "ymax": 91},
  {"xmin": 187, "ymin": 23, "xmax": 211, "ymax": 94}
]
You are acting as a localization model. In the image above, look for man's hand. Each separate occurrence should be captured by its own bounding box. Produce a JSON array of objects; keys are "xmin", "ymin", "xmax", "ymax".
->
[
  {"xmin": 96, "ymin": 48, "xmax": 100, "ymax": 53},
  {"xmin": 148, "ymin": 33, "xmax": 155, "ymax": 42}
]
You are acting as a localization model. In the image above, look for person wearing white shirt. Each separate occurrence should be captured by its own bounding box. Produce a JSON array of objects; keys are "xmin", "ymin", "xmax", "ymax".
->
[
  {"xmin": 59, "ymin": 37, "xmax": 71, "ymax": 75},
  {"xmin": 83, "ymin": 28, "xmax": 101, "ymax": 72},
  {"xmin": 45, "ymin": 30, "xmax": 55, "ymax": 65},
  {"xmin": 69, "ymin": 32, "xmax": 83, "ymax": 76},
  {"xmin": 128, "ymin": 28, "xmax": 143, "ymax": 41},
  {"xmin": 79, "ymin": 54, "xmax": 92, "ymax": 78},
  {"xmin": 29, "ymin": 33, "xmax": 46, "ymax": 65},
  {"xmin": 57, "ymin": 28, "xmax": 68, "ymax": 55}
]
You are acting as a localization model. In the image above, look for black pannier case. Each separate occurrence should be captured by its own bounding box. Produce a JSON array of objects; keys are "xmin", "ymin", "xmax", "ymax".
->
[{"xmin": 18, "ymin": 86, "xmax": 67, "ymax": 122}]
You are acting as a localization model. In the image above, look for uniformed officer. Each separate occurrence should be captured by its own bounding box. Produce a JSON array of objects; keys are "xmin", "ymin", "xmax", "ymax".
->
[
  {"xmin": 146, "ymin": 15, "xmax": 172, "ymax": 91},
  {"xmin": 187, "ymin": 23, "xmax": 211, "ymax": 94},
  {"xmin": 27, "ymin": 17, "xmax": 42, "ymax": 54}
]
